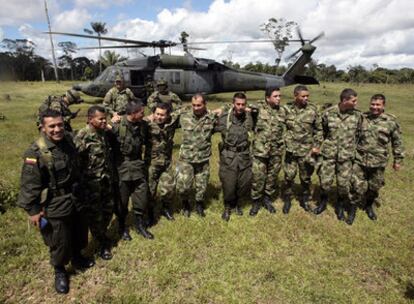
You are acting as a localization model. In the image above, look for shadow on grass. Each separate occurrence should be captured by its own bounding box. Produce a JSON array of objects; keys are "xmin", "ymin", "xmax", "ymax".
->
[{"xmin": 405, "ymin": 282, "xmax": 414, "ymax": 300}]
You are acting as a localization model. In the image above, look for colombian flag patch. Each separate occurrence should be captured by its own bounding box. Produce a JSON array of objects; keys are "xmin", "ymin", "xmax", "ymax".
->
[{"xmin": 24, "ymin": 158, "xmax": 37, "ymax": 165}]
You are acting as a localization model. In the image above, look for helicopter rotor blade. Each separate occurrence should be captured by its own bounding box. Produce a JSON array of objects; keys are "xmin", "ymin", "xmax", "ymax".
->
[
  {"xmin": 286, "ymin": 49, "xmax": 302, "ymax": 60},
  {"xmin": 77, "ymin": 45, "xmax": 150, "ymax": 50},
  {"xmin": 297, "ymin": 27, "xmax": 305, "ymax": 46},
  {"xmin": 310, "ymin": 32, "xmax": 325, "ymax": 44},
  {"xmin": 186, "ymin": 39, "xmax": 307, "ymax": 45}
]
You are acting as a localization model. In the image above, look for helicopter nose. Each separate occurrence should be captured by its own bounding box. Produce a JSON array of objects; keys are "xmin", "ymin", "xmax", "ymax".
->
[{"xmin": 72, "ymin": 83, "xmax": 82, "ymax": 91}]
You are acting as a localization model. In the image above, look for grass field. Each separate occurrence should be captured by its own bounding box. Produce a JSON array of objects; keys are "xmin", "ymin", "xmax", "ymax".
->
[{"xmin": 0, "ymin": 81, "xmax": 413, "ymax": 303}]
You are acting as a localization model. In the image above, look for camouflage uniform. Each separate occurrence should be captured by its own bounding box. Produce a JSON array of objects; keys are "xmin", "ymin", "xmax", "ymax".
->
[
  {"xmin": 251, "ymin": 100, "xmax": 285, "ymax": 201},
  {"xmin": 283, "ymin": 101, "xmax": 323, "ymax": 199},
  {"xmin": 37, "ymin": 96, "xmax": 77, "ymax": 132},
  {"xmin": 147, "ymin": 90, "xmax": 182, "ymax": 111},
  {"xmin": 318, "ymin": 105, "xmax": 363, "ymax": 202},
  {"xmin": 215, "ymin": 107, "xmax": 253, "ymax": 207},
  {"xmin": 176, "ymin": 109, "xmax": 217, "ymax": 205},
  {"xmin": 74, "ymin": 125, "xmax": 114, "ymax": 247},
  {"xmin": 351, "ymin": 111, "xmax": 404, "ymax": 206},
  {"xmin": 146, "ymin": 112, "xmax": 180, "ymax": 201},
  {"xmin": 17, "ymin": 133, "xmax": 88, "ymax": 268},
  {"xmin": 103, "ymin": 87, "xmax": 136, "ymax": 117}
]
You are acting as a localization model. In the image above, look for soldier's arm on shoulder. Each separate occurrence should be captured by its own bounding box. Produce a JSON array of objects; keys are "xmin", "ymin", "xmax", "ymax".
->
[
  {"xmin": 17, "ymin": 148, "xmax": 44, "ymax": 215},
  {"xmin": 244, "ymin": 111, "xmax": 254, "ymax": 131},
  {"xmin": 172, "ymin": 93, "xmax": 182, "ymax": 105}
]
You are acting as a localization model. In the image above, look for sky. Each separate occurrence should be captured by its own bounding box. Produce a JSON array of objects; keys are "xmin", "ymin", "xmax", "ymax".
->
[{"xmin": 1, "ymin": 0, "xmax": 414, "ymax": 70}]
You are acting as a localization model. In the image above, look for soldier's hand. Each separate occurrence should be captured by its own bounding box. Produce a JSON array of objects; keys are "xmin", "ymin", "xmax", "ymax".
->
[
  {"xmin": 212, "ymin": 108, "xmax": 223, "ymax": 116},
  {"xmin": 245, "ymin": 107, "xmax": 252, "ymax": 113},
  {"xmin": 145, "ymin": 114, "xmax": 154, "ymax": 122},
  {"xmin": 111, "ymin": 113, "xmax": 121, "ymax": 124},
  {"xmin": 393, "ymin": 163, "xmax": 401, "ymax": 171},
  {"xmin": 71, "ymin": 109, "xmax": 81, "ymax": 119},
  {"xmin": 311, "ymin": 147, "xmax": 320, "ymax": 155},
  {"xmin": 29, "ymin": 211, "xmax": 44, "ymax": 228}
]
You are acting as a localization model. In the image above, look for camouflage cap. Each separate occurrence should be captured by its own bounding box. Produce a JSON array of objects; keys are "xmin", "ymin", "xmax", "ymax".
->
[
  {"xmin": 157, "ymin": 79, "xmax": 168, "ymax": 86},
  {"xmin": 65, "ymin": 89, "xmax": 83, "ymax": 104},
  {"xmin": 115, "ymin": 74, "xmax": 124, "ymax": 82}
]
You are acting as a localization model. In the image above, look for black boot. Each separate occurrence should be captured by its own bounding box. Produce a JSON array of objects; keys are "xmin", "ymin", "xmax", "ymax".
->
[
  {"xmin": 222, "ymin": 204, "xmax": 231, "ymax": 221},
  {"xmin": 182, "ymin": 199, "xmax": 191, "ymax": 217},
  {"xmin": 118, "ymin": 218, "xmax": 132, "ymax": 241},
  {"xmin": 263, "ymin": 195, "xmax": 276, "ymax": 214},
  {"xmin": 195, "ymin": 201, "xmax": 206, "ymax": 217},
  {"xmin": 161, "ymin": 201, "xmax": 175, "ymax": 221},
  {"xmin": 282, "ymin": 195, "xmax": 292, "ymax": 214},
  {"xmin": 365, "ymin": 196, "xmax": 377, "ymax": 221},
  {"xmin": 346, "ymin": 204, "xmax": 357, "ymax": 225},
  {"xmin": 234, "ymin": 205, "xmax": 243, "ymax": 216},
  {"xmin": 335, "ymin": 200, "xmax": 345, "ymax": 221},
  {"xmin": 135, "ymin": 215, "xmax": 154, "ymax": 239},
  {"xmin": 72, "ymin": 254, "xmax": 95, "ymax": 269},
  {"xmin": 99, "ymin": 245, "xmax": 113, "ymax": 260},
  {"xmin": 299, "ymin": 187, "xmax": 311, "ymax": 212},
  {"xmin": 249, "ymin": 199, "xmax": 261, "ymax": 216},
  {"xmin": 314, "ymin": 191, "xmax": 328, "ymax": 215},
  {"xmin": 54, "ymin": 266, "xmax": 69, "ymax": 294}
]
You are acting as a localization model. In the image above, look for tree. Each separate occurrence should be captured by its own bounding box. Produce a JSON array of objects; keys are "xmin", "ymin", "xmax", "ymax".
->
[
  {"xmin": 260, "ymin": 18, "xmax": 297, "ymax": 67},
  {"xmin": 84, "ymin": 22, "xmax": 108, "ymax": 73},
  {"xmin": 58, "ymin": 41, "xmax": 77, "ymax": 80},
  {"xmin": 100, "ymin": 50, "xmax": 127, "ymax": 67}
]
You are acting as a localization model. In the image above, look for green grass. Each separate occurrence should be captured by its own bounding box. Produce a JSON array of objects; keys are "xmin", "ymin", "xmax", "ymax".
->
[{"xmin": 1, "ymin": 81, "xmax": 414, "ymax": 303}]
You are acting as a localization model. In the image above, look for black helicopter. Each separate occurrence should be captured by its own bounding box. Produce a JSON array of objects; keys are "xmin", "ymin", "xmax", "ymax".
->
[{"xmin": 47, "ymin": 29, "xmax": 324, "ymax": 98}]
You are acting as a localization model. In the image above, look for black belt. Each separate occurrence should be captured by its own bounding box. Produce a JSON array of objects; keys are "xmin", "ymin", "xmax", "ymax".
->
[{"xmin": 224, "ymin": 145, "xmax": 249, "ymax": 152}]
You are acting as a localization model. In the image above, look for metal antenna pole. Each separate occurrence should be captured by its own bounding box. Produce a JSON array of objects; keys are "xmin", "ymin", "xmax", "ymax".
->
[{"xmin": 44, "ymin": 0, "xmax": 59, "ymax": 83}]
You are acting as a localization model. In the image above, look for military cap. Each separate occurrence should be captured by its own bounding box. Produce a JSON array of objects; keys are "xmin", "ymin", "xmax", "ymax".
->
[
  {"xmin": 115, "ymin": 74, "xmax": 124, "ymax": 82},
  {"xmin": 157, "ymin": 79, "xmax": 168, "ymax": 86},
  {"xmin": 66, "ymin": 89, "xmax": 83, "ymax": 104}
]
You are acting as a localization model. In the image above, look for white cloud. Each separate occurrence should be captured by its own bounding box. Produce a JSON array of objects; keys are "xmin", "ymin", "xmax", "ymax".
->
[
  {"xmin": 0, "ymin": 0, "xmax": 59, "ymax": 26},
  {"xmin": 74, "ymin": 0, "xmax": 131, "ymax": 9},
  {"xmin": 52, "ymin": 9, "xmax": 91, "ymax": 33}
]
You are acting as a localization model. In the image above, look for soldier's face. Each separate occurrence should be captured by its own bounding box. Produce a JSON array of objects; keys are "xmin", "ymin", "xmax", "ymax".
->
[
  {"xmin": 129, "ymin": 108, "xmax": 145, "ymax": 122},
  {"xmin": 192, "ymin": 97, "xmax": 206, "ymax": 116},
  {"xmin": 158, "ymin": 85, "xmax": 168, "ymax": 93},
  {"xmin": 266, "ymin": 90, "xmax": 281, "ymax": 107},
  {"xmin": 115, "ymin": 81, "xmax": 124, "ymax": 90},
  {"xmin": 41, "ymin": 116, "xmax": 64, "ymax": 142},
  {"xmin": 233, "ymin": 98, "xmax": 247, "ymax": 115},
  {"xmin": 341, "ymin": 96, "xmax": 358, "ymax": 111},
  {"xmin": 89, "ymin": 111, "xmax": 107, "ymax": 130},
  {"xmin": 294, "ymin": 90, "xmax": 309, "ymax": 106},
  {"xmin": 370, "ymin": 99, "xmax": 385, "ymax": 116},
  {"xmin": 154, "ymin": 108, "xmax": 169, "ymax": 124}
]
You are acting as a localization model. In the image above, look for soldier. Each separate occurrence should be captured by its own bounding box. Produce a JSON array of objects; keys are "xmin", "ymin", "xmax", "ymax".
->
[
  {"xmin": 103, "ymin": 74, "xmax": 136, "ymax": 124},
  {"xmin": 112, "ymin": 101, "xmax": 154, "ymax": 240},
  {"xmin": 18, "ymin": 110, "xmax": 93, "ymax": 294},
  {"xmin": 74, "ymin": 106, "xmax": 115, "ymax": 260},
  {"xmin": 176, "ymin": 93, "xmax": 218, "ymax": 217},
  {"xmin": 249, "ymin": 87, "xmax": 285, "ymax": 216},
  {"xmin": 146, "ymin": 79, "xmax": 182, "ymax": 112},
  {"xmin": 215, "ymin": 92, "xmax": 253, "ymax": 221},
  {"xmin": 37, "ymin": 89, "xmax": 83, "ymax": 132},
  {"xmin": 282, "ymin": 85, "xmax": 323, "ymax": 213},
  {"xmin": 146, "ymin": 102, "xmax": 180, "ymax": 221},
  {"xmin": 314, "ymin": 88, "xmax": 363, "ymax": 225},
  {"xmin": 350, "ymin": 94, "xmax": 404, "ymax": 222}
]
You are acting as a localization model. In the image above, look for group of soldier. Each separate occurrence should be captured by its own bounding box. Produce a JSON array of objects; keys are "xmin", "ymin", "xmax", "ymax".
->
[{"xmin": 17, "ymin": 75, "xmax": 404, "ymax": 294}]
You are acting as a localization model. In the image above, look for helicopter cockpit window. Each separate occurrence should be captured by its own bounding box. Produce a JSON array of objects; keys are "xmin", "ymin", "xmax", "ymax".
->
[
  {"xmin": 130, "ymin": 70, "xmax": 145, "ymax": 86},
  {"xmin": 96, "ymin": 68, "xmax": 110, "ymax": 82},
  {"xmin": 170, "ymin": 72, "xmax": 180, "ymax": 85}
]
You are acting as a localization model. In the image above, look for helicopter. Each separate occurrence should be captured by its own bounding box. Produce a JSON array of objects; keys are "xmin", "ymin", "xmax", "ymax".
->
[{"xmin": 47, "ymin": 29, "xmax": 324, "ymax": 99}]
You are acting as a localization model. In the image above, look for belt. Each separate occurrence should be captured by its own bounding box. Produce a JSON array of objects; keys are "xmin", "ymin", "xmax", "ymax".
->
[{"xmin": 224, "ymin": 145, "xmax": 249, "ymax": 152}]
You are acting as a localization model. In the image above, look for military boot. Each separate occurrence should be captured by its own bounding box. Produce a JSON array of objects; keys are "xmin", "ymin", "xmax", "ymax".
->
[
  {"xmin": 160, "ymin": 200, "xmax": 174, "ymax": 221},
  {"xmin": 72, "ymin": 254, "xmax": 95, "ymax": 270},
  {"xmin": 365, "ymin": 196, "xmax": 377, "ymax": 221},
  {"xmin": 314, "ymin": 191, "xmax": 328, "ymax": 215},
  {"xmin": 118, "ymin": 218, "xmax": 132, "ymax": 241},
  {"xmin": 195, "ymin": 201, "xmax": 206, "ymax": 217},
  {"xmin": 335, "ymin": 200, "xmax": 345, "ymax": 221},
  {"xmin": 235, "ymin": 205, "xmax": 243, "ymax": 216},
  {"xmin": 54, "ymin": 266, "xmax": 69, "ymax": 294},
  {"xmin": 222, "ymin": 203, "xmax": 231, "ymax": 222},
  {"xmin": 282, "ymin": 194, "xmax": 292, "ymax": 214},
  {"xmin": 346, "ymin": 204, "xmax": 357, "ymax": 225},
  {"xmin": 299, "ymin": 186, "xmax": 311, "ymax": 212},
  {"xmin": 182, "ymin": 199, "xmax": 191, "ymax": 217},
  {"xmin": 249, "ymin": 199, "xmax": 261, "ymax": 216},
  {"xmin": 147, "ymin": 206, "xmax": 156, "ymax": 227},
  {"xmin": 135, "ymin": 214, "xmax": 154, "ymax": 239},
  {"xmin": 263, "ymin": 195, "xmax": 276, "ymax": 214}
]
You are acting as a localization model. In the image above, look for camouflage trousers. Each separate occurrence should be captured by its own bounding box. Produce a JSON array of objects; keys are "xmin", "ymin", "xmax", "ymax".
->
[
  {"xmin": 84, "ymin": 178, "xmax": 114, "ymax": 245},
  {"xmin": 119, "ymin": 177, "xmax": 148, "ymax": 217},
  {"xmin": 148, "ymin": 163, "xmax": 175, "ymax": 202},
  {"xmin": 318, "ymin": 158, "xmax": 353, "ymax": 200},
  {"xmin": 176, "ymin": 160, "xmax": 210, "ymax": 202},
  {"xmin": 283, "ymin": 152, "xmax": 314, "ymax": 196},
  {"xmin": 350, "ymin": 163, "xmax": 385, "ymax": 206},
  {"xmin": 41, "ymin": 211, "xmax": 88, "ymax": 267},
  {"xmin": 251, "ymin": 155, "xmax": 283, "ymax": 200}
]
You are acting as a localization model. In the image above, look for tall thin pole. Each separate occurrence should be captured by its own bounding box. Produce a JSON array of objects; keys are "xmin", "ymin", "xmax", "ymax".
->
[{"xmin": 44, "ymin": 0, "xmax": 59, "ymax": 83}]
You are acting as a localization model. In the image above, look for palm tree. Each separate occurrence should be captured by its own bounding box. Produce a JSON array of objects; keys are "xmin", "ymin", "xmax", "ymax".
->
[
  {"xmin": 100, "ymin": 50, "xmax": 127, "ymax": 68},
  {"xmin": 84, "ymin": 22, "xmax": 108, "ymax": 73}
]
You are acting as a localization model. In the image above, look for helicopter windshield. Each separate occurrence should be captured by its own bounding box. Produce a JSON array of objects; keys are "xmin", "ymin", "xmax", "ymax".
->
[
  {"xmin": 95, "ymin": 68, "xmax": 110, "ymax": 82},
  {"xmin": 95, "ymin": 67, "xmax": 120, "ymax": 82}
]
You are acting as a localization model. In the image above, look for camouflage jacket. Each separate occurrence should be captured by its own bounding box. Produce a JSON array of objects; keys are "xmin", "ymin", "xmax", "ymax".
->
[
  {"xmin": 147, "ymin": 90, "xmax": 182, "ymax": 111},
  {"xmin": 103, "ymin": 87, "xmax": 136, "ymax": 116},
  {"xmin": 251, "ymin": 100, "xmax": 285, "ymax": 158},
  {"xmin": 17, "ymin": 133, "xmax": 79, "ymax": 218},
  {"xmin": 112, "ymin": 116, "xmax": 148, "ymax": 181},
  {"xmin": 320, "ymin": 105, "xmax": 363, "ymax": 162},
  {"xmin": 283, "ymin": 101, "xmax": 323, "ymax": 157},
  {"xmin": 74, "ymin": 125, "xmax": 114, "ymax": 180},
  {"xmin": 179, "ymin": 109, "xmax": 218, "ymax": 163},
  {"xmin": 355, "ymin": 112, "xmax": 404, "ymax": 167},
  {"xmin": 146, "ymin": 112, "xmax": 180, "ymax": 167},
  {"xmin": 37, "ymin": 96, "xmax": 74, "ymax": 131},
  {"xmin": 214, "ymin": 107, "xmax": 253, "ymax": 169}
]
